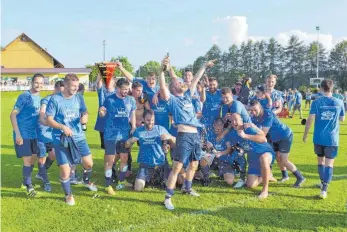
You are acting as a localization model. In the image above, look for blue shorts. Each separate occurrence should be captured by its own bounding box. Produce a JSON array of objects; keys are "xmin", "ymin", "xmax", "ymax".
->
[
  {"xmin": 314, "ymin": 144, "xmax": 338, "ymax": 159},
  {"xmin": 218, "ymin": 161, "xmax": 235, "ymax": 176},
  {"xmin": 104, "ymin": 140, "xmax": 129, "ymax": 155},
  {"xmin": 174, "ymin": 132, "xmax": 202, "ymax": 164},
  {"xmin": 272, "ymin": 133, "xmax": 293, "ymax": 153},
  {"xmin": 38, "ymin": 141, "xmax": 53, "ymax": 158},
  {"xmin": 247, "ymin": 152, "xmax": 274, "ymax": 176},
  {"xmin": 136, "ymin": 163, "xmax": 164, "ymax": 182},
  {"xmin": 14, "ymin": 139, "xmax": 38, "ymax": 158},
  {"xmin": 54, "ymin": 139, "xmax": 91, "ymax": 165},
  {"xmin": 293, "ymin": 104, "xmax": 301, "ymax": 110}
]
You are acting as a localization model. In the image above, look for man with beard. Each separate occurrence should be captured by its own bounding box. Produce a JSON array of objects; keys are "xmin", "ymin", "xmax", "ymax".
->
[
  {"xmin": 10, "ymin": 73, "xmax": 44, "ymax": 197},
  {"xmin": 159, "ymin": 56, "xmax": 216, "ymax": 210},
  {"xmin": 99, "ymin": 78, "xmax": 136, "ymax": 194},
  {"xmin": 125, "ymin": 109, "xmax": 175, "ymax": 191},
  {"xmin": 46, "ymin": 73, "xmax": 97, "ymax": 205},
  {"xmin": 131, "ymin": 81, "xmax": 151, "ymax": 127},
  {"xmin": 249, "ymin": 100, "xmax": 306, "ymax": 186}
]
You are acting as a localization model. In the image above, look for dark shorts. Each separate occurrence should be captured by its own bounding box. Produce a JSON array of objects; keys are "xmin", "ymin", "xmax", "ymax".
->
[
  {"xmin": 54, "ymin": 139, "xmax": 91, "ymax": 165},
  {"xmin": 272, "ymin": 133, "xmax": 293, "ymax": 153},
  {"xmin": 293, "ymin": 104, "xmax": 301, "ymax": 110},
  {"xmin": 314, "ymin": 144, "xmax": 338, "ymax": 159},
  {"xmin": 14, "ymin": 139, "xmax": 39, "ymax": 158},
  {"xmin": 99, "ymin": 132, "xmax": 105, "ymax": 149},
  {"xmin": 218, "ymin": 161, "xmax": 235, "ymax": 176},
  {"xmin": 38, "ymin": 141, "xmax": 53, "ymax": 158},
  {"xmin": 104, "ymin": 140, "xmax": 130, "ymax": 155},
  {"xmin": 136, "ymin": 163, "xmax": 164, "ymax": 183},
  {"xmin": 174, "ymin": 132, "xmax": 202, "ymax": 164}
]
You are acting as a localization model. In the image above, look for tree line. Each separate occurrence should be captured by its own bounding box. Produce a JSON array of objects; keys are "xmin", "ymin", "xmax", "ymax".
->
[{"xmin": 87, "ymin": 35, "xmax": 347, "ymax": 91}]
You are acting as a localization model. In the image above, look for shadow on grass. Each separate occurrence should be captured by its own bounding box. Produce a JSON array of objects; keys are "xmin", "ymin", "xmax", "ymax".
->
[{"xmin": 174, "ymin": 206, "xmax": 347, "ymax": 230}]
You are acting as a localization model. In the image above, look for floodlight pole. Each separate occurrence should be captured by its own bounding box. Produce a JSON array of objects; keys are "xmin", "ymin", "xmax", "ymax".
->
[
  {"xmin": 103, "ymin": 40, "xmax": 106, "ymax": 61},
  {"xmin": 316, "ymin": 26, "xmax": 320, "ymax": 80}
]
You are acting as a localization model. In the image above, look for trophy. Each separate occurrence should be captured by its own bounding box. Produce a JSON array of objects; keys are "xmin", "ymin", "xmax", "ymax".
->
[{"xmin": 95, "ymin": 62, "xmax": 118, "ymax": 88}]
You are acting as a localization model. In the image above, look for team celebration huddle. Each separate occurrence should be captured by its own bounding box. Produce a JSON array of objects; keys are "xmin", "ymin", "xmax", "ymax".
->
[{"xmin": 10, "ymin": 55, "xmax": 345, "ymax": 210}]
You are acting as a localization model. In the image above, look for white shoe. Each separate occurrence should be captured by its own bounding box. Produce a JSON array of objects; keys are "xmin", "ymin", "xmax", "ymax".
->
[
  {"xmin": 164, "ymin": 198, "xmax": 174, "ymax": 210},
  {"xmin": 233, "ymin": 179, "xmax": 245, "ymax": 189},
  {"xmin": 65, "ymin": 194, "xmax": 75, "ymax": 206},
  {"xmin": 319, "ymin": 191, "xmax": 327, "ymax": 199},
  {"xmin": 182, "ymin": 188, "xmax": 200, "ymax": 197},
  {"xmin": 84, "ymin": 182, "xmax": 98, "ymax": 192}
]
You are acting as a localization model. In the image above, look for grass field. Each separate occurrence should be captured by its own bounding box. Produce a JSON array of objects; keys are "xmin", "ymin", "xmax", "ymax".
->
[{"xmin": 1, "ymin": 91, "xmax": 347, "ymax": 232}]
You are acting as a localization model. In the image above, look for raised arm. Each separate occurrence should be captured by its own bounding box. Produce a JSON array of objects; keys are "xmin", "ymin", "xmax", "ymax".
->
[
  {"xmin": 168, "ymin": 66, "xmax": 178, "ymax": 79},
  {"xmin": 116, "ymin": 61, "xmax": 134, "ymax": 83},
  {"xmin": 159, "ymin": 57, "xmax": 171, "ymax": 101},
  {"xmin": 190, "ymin": 60, "xmax": 216, "ymax": 96},
  {"xmin": 96, "ymin": 72, "xmax": 103, "ymax": 89}
]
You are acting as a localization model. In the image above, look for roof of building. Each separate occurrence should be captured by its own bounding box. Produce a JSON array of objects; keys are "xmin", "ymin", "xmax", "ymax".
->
[
  {"xmin": 1, "ymin": 33, "xmax": 65, "ymax": 68},
  {"xmin": 1, "ymin": 68, "xmax": 91, "ymax": 74}
]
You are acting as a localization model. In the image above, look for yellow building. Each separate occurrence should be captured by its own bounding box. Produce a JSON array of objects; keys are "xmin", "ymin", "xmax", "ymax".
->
[{"xmin": 1, "ymin": 33, "xmax": 91, "ymax": 90}]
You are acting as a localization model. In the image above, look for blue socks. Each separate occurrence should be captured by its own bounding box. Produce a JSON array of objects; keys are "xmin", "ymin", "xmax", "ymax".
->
[
  {"xmin": 281, "ymin": 170, "xmax": 289, "ymax": 178},
  {"xmin": 318, "ymin": 164, "xmax": 325, "ymax": 183},
  {"xmin": 83, "ymin": 168, "xmax": 92, "ymax": 184},
  {"xmin": 45, "ymin": 157, "xmax": 54, "ymax": 170},
  {"xmin": 184, "ymin": 179, "xmax": 192, "ymax": 191},
  {"xmin": 60, "ymin": 178, "xmax": 72, "ymax": 195},
  {"xmin": 322, "ymin": 166, "xmax": 333, "ymax": 192},
  {"xmin": 201, "ymin": 166, "xmax": 210, "ymax": 179},
  {"xmin": 165, "ymin": 188, "xmax": 174, "ymax": 199},
  {"xmin": 118, "ymin": 171, "xmax": 126, "ymax": 182},
  {"xmin": 293, "ymin": 170, "xmax": 304, "ymax": 180},
  {"xmin": 23, "ymin": 166, "xmax": 32, "ymax": 187},
  {"xmin": 38, "ymin": 163, "xmax": 49, "ymax": 184}
]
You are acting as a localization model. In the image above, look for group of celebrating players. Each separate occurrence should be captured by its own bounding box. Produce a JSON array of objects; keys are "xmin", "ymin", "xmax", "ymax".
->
[{"xmin": 10, "ymin": 56, "xmax": 345, "ymax": 210}]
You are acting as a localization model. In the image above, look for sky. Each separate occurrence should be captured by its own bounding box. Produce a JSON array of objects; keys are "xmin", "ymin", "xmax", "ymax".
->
[{"xmin": 2, "ymin": 0, "xmax": 347, "ymax": 70}]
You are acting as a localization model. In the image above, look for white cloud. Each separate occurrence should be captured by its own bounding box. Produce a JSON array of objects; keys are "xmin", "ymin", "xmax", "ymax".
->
[
  {"xmin": 213, "ymin": 15, "xmax": 347, "ymax": 49},
  {"xmin": 211, "ymin": 36, "xmax": 220, "ymax": 44},
  {"xmin": 183, "ymin": 38, "xmax": 194, "ymax": 47}
]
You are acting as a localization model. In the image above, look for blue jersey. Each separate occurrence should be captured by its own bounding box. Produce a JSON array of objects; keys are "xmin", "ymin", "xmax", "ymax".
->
[
  {"xmin": 310, "ymin": 96, "xmax": 345, "ymax": 146},
  {"xmin": 37, "ymin": 96, "xmax": 53, "ymax": 143},
  {"xmin": 169, "ymin": 124, "xmax": 178, "ymax": 137},
  {"xmin": 102, "ymin": 94, "xmax": 136, "ymax": 141},
  {"xmin": 94, "ymin": 86, "xmax": 116, "ymax": 132},
  {"xmin": 252, "ymin": 109, "xmax": 292, "ymax": 142},
  {"xmin": 227, "ymin": 127, "xmax": 274, "ymax": 157},
  {"xmin": 222, "ymin": 100, "xmax": 251, "ymax": 123},
  {"xmin": 13, "ymin": 91, "xmax": 40, "ymax": 139},
  {"xmin": 250, "ymin": 96, "xmax": 271, "ymax": 109},
  {"xmin": 269, "ymin": 89, "xmax": 284, "ymax": 109},
  {"xmin": 133, "ymin": 78, "xmax": 160, "ymax": 102},
  {"xmin": 151, "ymin": 99, "xmax": 170, "ymax": 131},
  {"xmin": 207, "ymin": 131, "xmax": 229, "ymax": 162},
  {"xmin": 46, "ymin": 93, "xmax": 87, "ymax": 142},
  {"xmin": 192, "ymin": 97, "xmax": 202, "ymax": 113},
  {"xmin": 294, "ymin": 92, "xmax": 302, "ymax": 104},
  {"xmin": 306, "ymin": 92, "xmax": 312, "ymax": 100},
  {"xmin": 134, "ymin": 125, "xmax": 168, "ymax": 167},
  {"xmin": 201, "ymin": 90, "xmax": 222, "ymax": 124},
  {"xmin": 167, "ymin": 90, "xmax": 201, "ymax": 128},
  {"xmin": 333, "ymin": 93, "xmax": 344, "ymax": 101}
]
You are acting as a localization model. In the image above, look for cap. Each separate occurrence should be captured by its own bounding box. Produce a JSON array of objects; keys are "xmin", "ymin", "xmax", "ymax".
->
[{"xmin": 256, "ymin": 85, "xmax": 265, "ymax": 93}]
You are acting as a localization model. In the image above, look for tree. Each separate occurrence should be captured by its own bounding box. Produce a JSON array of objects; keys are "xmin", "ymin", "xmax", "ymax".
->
[
  {"xmin": 136, "ymin": 61, "xmax": 161, "ymax": 77},
  {"xmin": 85, "ymin": 64, "xmax": 99, "ymax": 85},
  {"xmin": 110, "ymin": 56, "xmax": 134, "ymax": 77},
  {"xmin": 329, "ymin": 40, "xmax": 347, "ymax": 90},
  {"xmin": 192, "ymin": 56, "xmax": 207, "ymax": 74},
  {"xmin": 204, "ymin": 44, "xmax": 222, "ymax": 77}
]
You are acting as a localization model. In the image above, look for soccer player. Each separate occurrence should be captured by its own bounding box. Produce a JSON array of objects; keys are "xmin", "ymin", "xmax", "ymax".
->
[
  {"xmin": 343, "ymin": 91, "xmax": 347, "ymax": 110},
  {"xmin": 10, "ymin": 73, "xmax": 44, "ymax": 197},
  {"xmin": 99, "ymin": 78, "xmax": 136, "ymax": 195},
  {"xmin": 303, "ymin": 79, "xmax": 345, "ymax": 199},
  {"xmin": 305, "ymin": 89, "xmax": 312, "ymax": 110},
  {"xmin": 200, "ymin": 77, "xmax": 222, "ymax": 133},
  {"xmin": 131, "ymin": 81, "xmax": 151, "ymax": 127},
  {"xmin": 35, "ymin": 81, "xmax": 65, "ymax": 191},
  {"xmin": 227, "ymin": 113, "xmax": 274, "ymax": 199},
  {"xmin": 249, "ymin": 100, "xmax": 306, "ymax": 186},
  {"xmin": 333, "ymin": 89, "xmax": 344, "ymax": 101},
  {"xmin": 151, "ymin": 91, "xmax": 170, "ymax": 131},
  {"xmin": 249, "ymin": 85, "xmax": 273, "ymax": 110},
  {"xmin": 159, "ymin": 56, "xmax": 216, "ymax": 210},
  {"xmin": 265, "ymin": 75, "xmax": 284, "ymax": 115},
  {"xmin": 46, "ymin": 73, "xmax": 97, "ymax": 206},
  {"xmin": 290, "ymin": 89, "xmax": 303, "ymax": 119},
  {"xmin": 125, "ymin": 109, "xmax": 175, "ymax": 191}
]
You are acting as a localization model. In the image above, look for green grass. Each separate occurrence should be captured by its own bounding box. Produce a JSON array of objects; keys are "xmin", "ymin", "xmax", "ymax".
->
[{"xmin": 1, "ymin": 91, "xmax": 347, "ymax": 232}]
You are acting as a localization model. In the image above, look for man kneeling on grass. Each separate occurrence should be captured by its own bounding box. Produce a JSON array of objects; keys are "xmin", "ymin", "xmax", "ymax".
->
[
  {"xmin": 227, "ymin": 113, "xmax": 275, "ymax": 200},
  {"xmin": 126, "ymin": 109, "xmax": 175, "ymax": 191}
]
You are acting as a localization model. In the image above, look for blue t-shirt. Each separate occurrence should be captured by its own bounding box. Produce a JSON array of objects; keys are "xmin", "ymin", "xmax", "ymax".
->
[
  {"xmin": 269, "ymin": 89, "xmax": 284, "ymax": 109},
  {"xmin": 222, "ymin": 100, "xmax": 251, "ymax": 123},
  {"xmin": 201, "ymin": 90, "xmax": 222, "ymax": 124},
  {"xmin": 333, "ymin": 93, "xmax": 344, "ymax": 101},
  {"xmin": 37, "ymin": 96, "xmax": 53, "ymax": 143},
  {"xmin": 252, "ymin": 109, "xmax": 292, "ymax": 142},
  {"xmin": 294, "ymin": 92, "xmax": 302, "ymax": 105},
  {"xmin": 13, "ymin": 91, "xmax": 41, "ymax": 139},
  {"xmin": 134, "ymin": 125, "xmax": 169, "ymax": 167},
  {"xmin": 306, "ymin": 92, "xmax": 312, "ymax": 100},
  {"xmin": 250, "ymin": 96, "xmax": 271, "ymax": 109},
  {"xmin": 46, "ymin": 93, "xmax": 87, "ymax": 143},
  {"xmin": 150, "ymin": 99, "xmax": 170, "ymax": 131},
  {"xmin": 207, "ymin": 131, "xmax": 229, "ymax": 162},
  {"xmin": 167, "ymin": 90, "xmax": 201, "ymax": 128},
  {"xmin": 227, "ymin": 127, "xmax": 274, "ymax": 158},
  {"xmin": 192, "ymin": 97, "xmax": 202, "ymax": 114},
  {"xmin": 102, "ymin": 94, "xmax": 136, "ymax": 141},
  {"xmin": 133, "ymin": 78, "xmax": 160, "ymax": 102},
  {"xmin": 310, "ymin": 96, "xmax": 345, "ymax": 146},
  {"xmin": 94, "ymin": 87, "xmax": 117, "ymax": 132}
]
